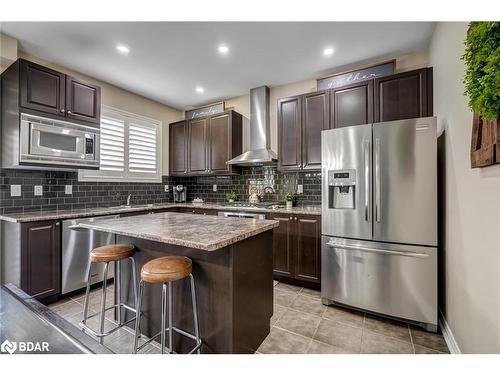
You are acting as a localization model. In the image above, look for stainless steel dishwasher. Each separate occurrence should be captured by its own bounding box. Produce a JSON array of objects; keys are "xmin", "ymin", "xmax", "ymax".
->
[{"xmin": 61, "ymin": 215, "xmax": 118, "ymax": 294}]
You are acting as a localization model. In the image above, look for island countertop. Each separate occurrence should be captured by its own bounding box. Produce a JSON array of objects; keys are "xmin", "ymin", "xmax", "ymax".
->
[{"xmin": 74, "ymin": 211, "xmax": 279, "ymax": 251}]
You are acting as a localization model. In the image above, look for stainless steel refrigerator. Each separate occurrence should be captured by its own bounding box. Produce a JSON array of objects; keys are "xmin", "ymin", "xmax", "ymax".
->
[{"xmin": 321, "ymin": 117, "xmax": 437, "ymax": 332}]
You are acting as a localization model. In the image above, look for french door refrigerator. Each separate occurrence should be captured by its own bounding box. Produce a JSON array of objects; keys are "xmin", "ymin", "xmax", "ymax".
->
[{"xmin": 321, "ymin": 117, "xmax": 437, "ymax": 332}]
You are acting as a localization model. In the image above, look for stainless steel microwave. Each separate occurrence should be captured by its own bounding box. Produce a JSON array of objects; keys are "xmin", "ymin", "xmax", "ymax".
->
[{"xmin": 19, "ymin": 113, "xmax": 100, "ymax": 169}]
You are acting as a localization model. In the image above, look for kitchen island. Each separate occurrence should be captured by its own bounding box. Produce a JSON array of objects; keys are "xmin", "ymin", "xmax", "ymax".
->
[{"xmin": 75, "ymin": 212, "xmax": 279, "ymax": 354}]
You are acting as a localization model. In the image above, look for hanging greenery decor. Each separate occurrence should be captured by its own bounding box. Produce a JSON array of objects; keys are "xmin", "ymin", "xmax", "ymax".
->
[{"xmin": 462, "ymin": 22, "xmax": 500, "ymax": 120}]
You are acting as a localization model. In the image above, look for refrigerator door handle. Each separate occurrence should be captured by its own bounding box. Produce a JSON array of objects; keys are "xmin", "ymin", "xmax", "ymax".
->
[
  {"xmin": 364, "ymin": 140, "xmax": 370, "ymax": 221},
  {"xmin": 325, "ymin": 242, "xmax": 429, "ymax": 259},
  {"xmin": 375, "ymin": 138, "xmax": 381, "ymax": 222}
]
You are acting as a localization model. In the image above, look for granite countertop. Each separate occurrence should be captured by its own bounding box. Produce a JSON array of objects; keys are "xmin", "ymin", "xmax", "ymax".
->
[
  {"xmin": 74, "ymin": 211, "xmax": 279, "ymax": 251},
  {"xmin": 0, "ymin": 202, "xmax": 321, "ymax": 223}
]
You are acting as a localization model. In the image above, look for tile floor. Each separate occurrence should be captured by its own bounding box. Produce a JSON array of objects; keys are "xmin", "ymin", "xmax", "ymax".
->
[
  {"xmin": 256, "ymin": 281, "xmax": 450, "ymax": 354},
  {"xmin": 48, "ymin": 281, "xmax": 449, "ymax": 354},
  {"xmin": 49, "ymin": 283, "xmax": 161, "ymax": 354}
]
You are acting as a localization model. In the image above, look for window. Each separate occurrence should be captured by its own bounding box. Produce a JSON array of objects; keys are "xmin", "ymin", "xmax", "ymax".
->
[{"xmin": 79, "ymin": 106, "xmax": 162, "ymax": 182}]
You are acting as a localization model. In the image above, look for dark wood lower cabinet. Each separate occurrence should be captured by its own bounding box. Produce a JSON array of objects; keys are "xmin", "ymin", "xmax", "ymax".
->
[
  {"xmin": 295, "ymin": 215, "xmax": 321, "ymax": 283},
  {"xmin": 269, "ymin": 215, "xmax": 294, "ymax": 277},
  {"xmin": 268, "ymin": 213, "xmax": 321, "ymax": 285},
  {"xmin": 20, "ymin": 220, "xmax": 61, "ymax": 300}
]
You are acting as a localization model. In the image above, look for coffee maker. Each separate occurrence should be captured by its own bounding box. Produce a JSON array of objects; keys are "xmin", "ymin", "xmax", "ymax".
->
[{"xmin": 173, "ymin": 185, "xmax": 187, "ymax": 203}]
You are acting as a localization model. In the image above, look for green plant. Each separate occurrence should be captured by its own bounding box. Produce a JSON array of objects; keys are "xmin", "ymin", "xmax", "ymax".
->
[
  {"xmin": 462, "ymin": 22, "xmax": 500, "ymax": 120},
  {"xmin": 283, "ymin": 192, "xmax": 297, "ymax": 202},
  {"xmin": 226, "ymin": 191, "xmax": 237, "ymax": 201}
]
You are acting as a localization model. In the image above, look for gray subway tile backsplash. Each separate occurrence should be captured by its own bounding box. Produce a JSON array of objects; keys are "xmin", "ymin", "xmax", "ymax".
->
[{"xmin": 0, "ymin": 166, "xmax": 321, "ymax": 214}]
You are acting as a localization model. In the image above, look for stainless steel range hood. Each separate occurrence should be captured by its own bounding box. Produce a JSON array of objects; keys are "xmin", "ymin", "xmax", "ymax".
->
[{"xmin": 226, "ymin": 86, "xmax": 277, "ymax": 166}]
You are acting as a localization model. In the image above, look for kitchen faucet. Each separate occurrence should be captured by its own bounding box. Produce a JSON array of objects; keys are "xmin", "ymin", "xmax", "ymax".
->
[{"xmin": 127, "ymin": 194, "xmax": 131, "ymax": 206}]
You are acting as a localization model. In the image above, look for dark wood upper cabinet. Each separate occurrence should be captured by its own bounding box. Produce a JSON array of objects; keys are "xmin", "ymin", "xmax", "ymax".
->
[
  {"xmin": 374, "ymin": 68, "xmax": 432, "ymax": 122},
  {"xmin": 277, "ymin": 68, "xmax": 433, "ymax": 171},
  {"xmin": 295, "ymin": 215, "xmax": 321, "ymax": 283},
  {"xmin": 331, "ymin": 80, "xmax": 373, "ymax": 128},
  {"xmin": 170, "ymin": 111, "xmax": 242, "ymax": 176},
  {"xmin": 188, "ymin": 117, "xmax": 209, "ymax": 174},
  {"xmin": 20, "ymin": 220, "xmax": 61, "ymax": 300},
  {"xmin": 12, "ymin": 59, "xmax": 101, "ymax": 126},
  {"xmin": 278, "ymin": 95, "xmax": 303, "ymax": 171},
  {"xmin": 20, "ymin": 59, "xmax": 66, "ymax": 116},
  {"xmin": 207, "ymin": 111, "xmax": 242, "ymax": 175},
  {"xmin": 65, "ymin": 76, "xmax": 101, "ymax": 125},
  {"xmin": 302, "ymin": 90, "xmax": 330, "ymax": 169},
  {"xmin": 269, "ymin": 214, "xmax": 295, "ymax": 278},
  {"xmin": 169, "ymin": 120, "xmax": 188, "ymax": 176},
  {"xmin": 208, "ymin": 113, "xmax": 230, "ymax": 173}
]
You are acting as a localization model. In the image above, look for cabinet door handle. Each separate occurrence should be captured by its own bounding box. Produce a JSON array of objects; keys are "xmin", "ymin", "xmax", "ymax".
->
[
  {"xmin": 289, "ymin": 217, "xmax": 293, "ymax": 220},
  {"xmin": 55, "ymin": 222, "xmax": 60, "ymax": 226},
  {"xmin": 67, "ymin": 110, "xmax": 72, "ymax": 115},
  {"xmin": 60, "ymin": 109, "xmax": 65, "ymax": 113}
]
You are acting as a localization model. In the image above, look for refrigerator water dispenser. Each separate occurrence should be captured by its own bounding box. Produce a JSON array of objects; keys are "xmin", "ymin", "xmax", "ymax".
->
[{"xmin": 328, "ymin": 169, "xmax": 356, "ymax": 209}]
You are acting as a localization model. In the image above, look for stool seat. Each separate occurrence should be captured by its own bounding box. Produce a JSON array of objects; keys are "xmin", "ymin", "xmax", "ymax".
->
[
  {"xmin": 141, "ymin": 256, "xmax": 192, "ymax": 284},
  {"xmin": 90, "ymin": 244, "xmax": 135, "ymax": 263}
]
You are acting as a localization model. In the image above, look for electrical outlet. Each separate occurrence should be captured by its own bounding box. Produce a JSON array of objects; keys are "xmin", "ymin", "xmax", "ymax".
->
[
  {"xmin": 10, "ymin": 185, "xmax": 21, "ymax": 197},
  {"xmin": 213, "ymin": 184, "xmax": 217, "ymax": 192},
  {"xmin": 297, "ymin": 184, "xmax": 303, "ymax": 194},
  {"xmin": 34, "ymin": 185, "xmax": 43, "ymax": 196},
  {"xmin": 65, "ymin": 185, "xmax": 73, "ymax": 195},
  {"xmin": 164, "ymin": 185, "xmax": 169, "ymax": 192}
]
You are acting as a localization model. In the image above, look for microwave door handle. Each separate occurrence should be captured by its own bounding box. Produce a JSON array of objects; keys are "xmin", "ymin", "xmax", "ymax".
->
[
  {"xmin": 364, "ymin": 140, "xmax": 370, "ymax": 221},
  {"xmin": 375, "ymin": 138, "xmax": 381, "ymax": 222},
  {"xmin": 325, "ymin": 242, "xmax": 429, "ymax": 259}
]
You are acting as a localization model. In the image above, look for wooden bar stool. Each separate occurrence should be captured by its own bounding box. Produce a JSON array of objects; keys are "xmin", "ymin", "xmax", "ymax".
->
[
  {"xmin": 80, "ymin": 244, "xmax": 138, "ymax": 344},
  {"xmin": 133, "ymin": 256, "xmax": 202, "ymax": 354}
]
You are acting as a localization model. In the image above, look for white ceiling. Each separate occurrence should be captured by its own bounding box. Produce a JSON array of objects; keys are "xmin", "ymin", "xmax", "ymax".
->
[{"xmin": 1, "ymin": 22, "xmax": 436, "ymax": 110}]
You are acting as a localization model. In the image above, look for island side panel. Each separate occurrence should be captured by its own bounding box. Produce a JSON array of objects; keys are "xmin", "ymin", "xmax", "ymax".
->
[
  {"xmin": 231, "ymin": 230, "xmax": 273, "ymax": 353},
  {"xmin": 116, "ymin": 235, "xmax": 233, "ymax": 354}
]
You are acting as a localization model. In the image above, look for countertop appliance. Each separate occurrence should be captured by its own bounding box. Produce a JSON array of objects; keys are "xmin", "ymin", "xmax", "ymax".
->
[
  {"xmin": 12, "ymin": 113, "xmax": 100, "ymax": 169},
  {"xmin": 321, "ymin": 117, "xmax": 438, "ymax": 332},
  {"xmin": 218, "ymin": 211, "xmax": 266, "ymax": 220},
  {"xmin": 173, "ymin": 185, "xmax": 187, "ymax": 203},
  {"xmin": 61, "ymin": 215, "xmax": 117, "ymax": 294}
]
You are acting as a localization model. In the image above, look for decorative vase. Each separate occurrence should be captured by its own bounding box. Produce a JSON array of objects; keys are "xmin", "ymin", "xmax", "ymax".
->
[{"xmin": 286, "ymin": 201, "xmax": 293, "ymax": 210}]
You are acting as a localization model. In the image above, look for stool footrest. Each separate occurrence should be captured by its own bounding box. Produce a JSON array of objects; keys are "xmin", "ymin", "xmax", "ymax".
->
[
  {"xmin": 136, "ymin": 326, "xmax": 202, "ymax": 354},
  {"xmin": 80, "ymin": 302, "xmax": 137, "ymax": 339}
]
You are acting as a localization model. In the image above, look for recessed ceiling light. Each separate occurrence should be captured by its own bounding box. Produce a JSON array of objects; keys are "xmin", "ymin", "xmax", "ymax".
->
[
  {"xmin": 218, "ymin": 44, "xmax": 229, "ymax": 55},
  {"xmin": 116, "ymin": 44, "xmax": 130, "ymax": 55},
  {"xmin": 195, "ymin": 86, "xmax": 204, "ymax": 94},
  {"xmin": 323, "ymin": 47, "xmax": 334, "ymax": 57}
]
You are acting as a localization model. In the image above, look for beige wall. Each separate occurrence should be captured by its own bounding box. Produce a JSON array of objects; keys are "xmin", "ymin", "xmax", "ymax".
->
[
  {"xmin": 429, "ymin": 22, "xmax": 500, "ymax": 353},
  {"xmin": 0, "ymin": 33, "xmax": 18, "ymax": 73},
  {"xmin": 17, "ymin": 51, "xmax": 183, "ymax": 175},
  {"xmin": 222, "ymin": 51, "xmax": 429, "ymax": 152}
]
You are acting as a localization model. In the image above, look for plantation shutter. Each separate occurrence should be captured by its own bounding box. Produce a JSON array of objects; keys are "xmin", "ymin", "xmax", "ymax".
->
[
  {"xmin": 78, "ymin": 106, "xmax": 161, "ymax": 182},
  {"xmin": 99, "ymin": 116, "xmax": 126, "ymax": 172},
  {"xmin": 128, "ymin": 121, "xmax": 158, "ymax": 175}
]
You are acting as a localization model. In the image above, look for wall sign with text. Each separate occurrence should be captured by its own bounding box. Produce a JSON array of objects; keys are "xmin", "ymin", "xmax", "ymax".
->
[
  {"xmin": 317, "ymin": 61, "xmax": 395, "ymax": 90},
  {"xmin": 186, "ymin": 102, "xmax": 225, "ymax": 120}
]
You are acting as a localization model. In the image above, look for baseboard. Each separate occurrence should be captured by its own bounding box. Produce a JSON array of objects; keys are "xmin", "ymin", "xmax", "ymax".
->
[{"xmin": 439, "ymin": 309, "xmax": 461, "ymax": 354}]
